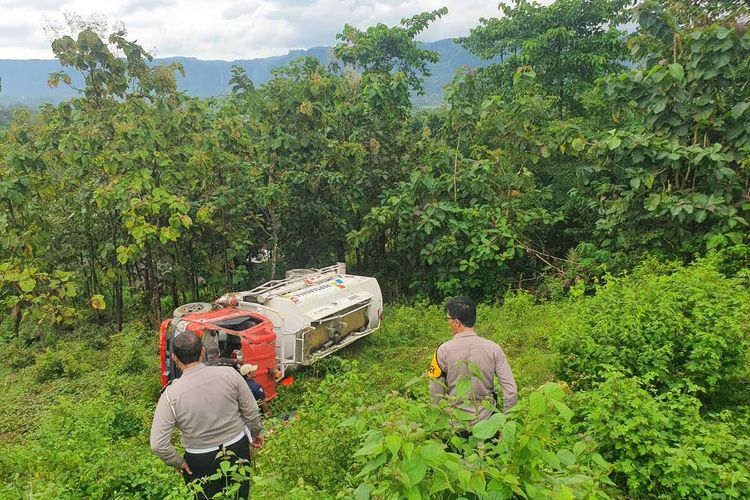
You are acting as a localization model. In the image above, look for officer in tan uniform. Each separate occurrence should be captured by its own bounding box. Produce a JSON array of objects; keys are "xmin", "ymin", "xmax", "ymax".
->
[
  {"xmin": 428, "ymin": 296, "xmax": 517, "ymax": 422},
  {"xmin": 150, "ymin": 331, "xmax": 263, "ymax": 498}
]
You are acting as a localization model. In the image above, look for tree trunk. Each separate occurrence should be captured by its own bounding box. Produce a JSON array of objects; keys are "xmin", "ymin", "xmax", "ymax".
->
[
  {"xmin": 187, "ymin": 239, "xmax": 199, "ymax": 301},
  {"xmin": 13, "ymin": 306, "xmax": 23, "ymax": 338},
  {"xmin": 146, "ymin": 242, "xmax": 161, "ymax": 324},
  {"xmin": 270, "ymin": 205, "xmax": 279, "ymax": 280},
  {"xmin": 109, "ymin": 215, "xmax": 123, "ymax": 331}
]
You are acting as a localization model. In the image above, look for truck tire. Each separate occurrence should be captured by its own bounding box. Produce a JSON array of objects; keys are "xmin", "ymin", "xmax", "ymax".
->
[{"xmin": 173, "ymin": 302, "xmax": 214, "ymax": 318}]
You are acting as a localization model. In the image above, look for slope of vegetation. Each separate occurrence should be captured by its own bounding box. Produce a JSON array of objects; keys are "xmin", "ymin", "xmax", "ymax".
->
[
  {"xmin": 1, "ymin": 257, "xmax": 748, "ymax": 498},
  {"xmin": 1, "ymin": 0, "xmax": 749, "ymax": 498}
]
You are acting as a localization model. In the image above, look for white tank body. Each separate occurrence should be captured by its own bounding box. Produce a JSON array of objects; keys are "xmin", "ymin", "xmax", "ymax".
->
[{"xmin": 218, "ymin": 264, "xmax": 382, "ymax": 375}]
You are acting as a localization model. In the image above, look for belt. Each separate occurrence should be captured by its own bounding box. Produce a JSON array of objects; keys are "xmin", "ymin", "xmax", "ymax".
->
[{"xmin": 185, "ymin": 430, "xmax": 246, "ymax": 454}]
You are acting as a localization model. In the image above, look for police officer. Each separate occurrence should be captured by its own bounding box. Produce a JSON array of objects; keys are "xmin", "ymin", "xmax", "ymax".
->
[
  {"xmin": 150, "ymin": 331, "xmax": 264, "ymax": 498},
  {"xmin": 428, "ymin": 296, "xmax": 518, "ymax": 421}
]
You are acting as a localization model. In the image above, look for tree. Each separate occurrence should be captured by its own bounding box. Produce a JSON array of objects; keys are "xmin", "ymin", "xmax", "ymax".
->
[
  {"xmin": 334, "ymin": 7, "xmax": 448, "ymax": 94},
  {"xmin": 578, "ymin": 0, "xmax": 750, "ymax": 253},
  {"xmin": 460, "ymin": 0, "xmax": 632, "ymax": 117}
]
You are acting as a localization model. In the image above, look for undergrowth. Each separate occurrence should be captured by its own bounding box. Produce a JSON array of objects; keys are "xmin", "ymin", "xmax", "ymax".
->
[{"xmin": 1, "ymin": 259, "xmax": 748, "ymax": 498}]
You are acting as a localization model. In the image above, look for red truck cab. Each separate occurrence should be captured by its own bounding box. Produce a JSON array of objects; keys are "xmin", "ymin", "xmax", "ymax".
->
[{"xmin": 159, "ymin": 305, "xmax": 278, "ymax": 401}]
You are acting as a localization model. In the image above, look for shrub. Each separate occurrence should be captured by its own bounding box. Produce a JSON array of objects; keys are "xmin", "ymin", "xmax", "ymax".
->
[
  {"xmin": 500, "ymin": 289, "xmax": 537, "ymax": 322},
  {"xmin": 257, "ymin": 362, "xmax": 378, "ymax": 492},
  {"xmin": 344, "ymin": 383, "xmax": 615, "ymax": 499},
  {"xmin": 570, "ymin": 374, "xmax": 750, "ymax": 498},
  {"xmin": 553, "ymin": 259, "xmax": 750, "ymax": 397},
  {"xmin": 1, "ymin": 395, "xmax": 181, "ymax": 498},
  {"xmin": 107, "ymin": 321, "xmax": 150, "ymax": 375},
  {"xmin": 34, "ymin": 341, "xmax": 95, "ymax": 382},
  {"xmin": 0, "ymin": 340, "xmax": 35, "ymax": 369}
]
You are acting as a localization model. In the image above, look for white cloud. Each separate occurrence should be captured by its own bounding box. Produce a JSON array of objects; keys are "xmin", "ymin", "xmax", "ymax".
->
[{"xmin": 0, "ymin": 0, "xmax": 510, "ymax": 60}]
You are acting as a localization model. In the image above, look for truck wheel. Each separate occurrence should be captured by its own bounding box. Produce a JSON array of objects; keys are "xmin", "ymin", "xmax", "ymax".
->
[{"xmin": 173, "ymin": 302, "xmax": 214, "ymax": 318}]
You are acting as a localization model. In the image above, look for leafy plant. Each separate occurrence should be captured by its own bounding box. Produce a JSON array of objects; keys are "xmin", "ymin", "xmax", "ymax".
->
[
  {"xmin": 345, "ymin": 382, "xmax": 614, "ymax": 499},
  {"xmin": 570, "ymin": 373, "xmax": 750, "ymax": 498},
  {"xmin": 554, "ymin": 259, "xmax": 750, "ymax": 396}
]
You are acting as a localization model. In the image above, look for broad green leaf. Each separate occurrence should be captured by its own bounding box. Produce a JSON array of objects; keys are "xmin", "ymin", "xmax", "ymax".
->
[
  {"xmin": 359, "ymin": 453, "xmax": 387, "ymax": 475},
  {"xmin": 528, "ymin": 391, "xmax": 546, "ymax": 417},
  {"xmin": 606, "ymin": 136, "xmax": 621, "ymax": 150},
  {"xmin": 19, "ymin": 278, "xmax": 36, "ymax": 293},
  {"xmin": 730, "ymin": 101, "xmax": 749, "ymax": 118},
  {"xmin": 542, "ymin": 383, "xmax": 565, "ymax": 401},
  {"xmin": 385, "ymin": 434, "xmax": 402, "ymax": 456},
  {"xmin": 557, "ymin": 449, "xmax": 576, "ymax": 466},
  {"xmin": 668, "ymin": 63, "xmax": 684, "ymax": 81},
  {"xmin": 552, "ymin": 484, "xmax": 575, "ymax": 500},
  {"xmin": 551, "ymin": 400, "xmax": 573, "ymax": 421},
  {"xmin": 401, "ymin": 455, "xmax": 427, "ymax": 487},
  {"xmin": 591, "ymin": 453, "xmax": 609, "ymax": 470},
  {"xmin": 404, "ymin": 485, "xmax": 422, "ymax": 500},
  {"xmin": 473, "ymin": 412, "xmax": 505, "ymax": 440},
  {"xmin": 455, "ymin": 378, "xmax": 473, "ymax": 398},
  {"xmin": 645, "ymin": 194, "xmax": 661, "ymax": 211},
  {"xmin": 421, "ymin": 441, "xmax": 448, "ymax": 465},
  {"xmin": 355, "ymin": 432, "xmax": 384, "ymax": 457},
  {"xmin": 429, "ymin": 472, "xmax": 452, "ymax": 495},
  {"xmin": 353, "ymin": 483, "xmax": 372, "ymax": 500},
  {"xmin": 541, "ymin": 450, "xmax": 561, "ymax": 469}
]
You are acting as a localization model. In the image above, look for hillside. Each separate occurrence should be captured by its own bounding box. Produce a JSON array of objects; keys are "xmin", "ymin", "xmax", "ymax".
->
[
  {"xmin": 0, "ymin": 39, "xmax": 490, "ymax": 108},
  {"xmin": 1, "ymin": 259, "xmax": 749, "ymax": 498},
  {"xmin": 2, "ymin": 1, "xmax": 750, "ymax": 497}
]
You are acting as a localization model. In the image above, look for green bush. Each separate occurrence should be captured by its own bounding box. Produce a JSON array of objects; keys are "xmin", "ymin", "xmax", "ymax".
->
[
  {"xmin": 1, "ymin": 396, "xmax": 180, "ymax": 498},
  {"xmin": 107, "ymin": 321, "xmax": 150, "ymax": 375},
  {"xmin": 344, "ymin": 382, "xmax": 615, "ymax": 499},
  {"xmin": 553, "ymin": 259, "xmax": 750, "ymax": 397},
  {"xmin": 570, "ymin": 374, "xmax": 750, "ymax": 498},
  {"xmin": 0, "ymin": 340, "xmax": 35, "ymax": 369},
  {"xmin": 257, "ymin": 361, "xmax": 378, "ymax": 492},
  {"xmin": 34, "ymin": 341, "xmax": 95, "ymax": 382},
  {"xmin": 500, "ymin": 289, "xmax": 538, "ymax": 321}
]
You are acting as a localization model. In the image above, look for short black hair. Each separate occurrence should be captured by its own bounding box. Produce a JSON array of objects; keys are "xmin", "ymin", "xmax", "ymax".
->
[
  {"xmin": 173, "ymin": 331, "xmax": 203, "ymax": 364},
  {"xmin": 446, "ymin": 296, "xmax": 476, "ymax": 327}
]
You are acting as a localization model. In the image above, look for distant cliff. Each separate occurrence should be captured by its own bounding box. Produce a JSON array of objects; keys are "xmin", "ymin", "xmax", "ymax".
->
[{"xmin": 0, "ymin": 39, "xmax": 493, "ymax": 109}]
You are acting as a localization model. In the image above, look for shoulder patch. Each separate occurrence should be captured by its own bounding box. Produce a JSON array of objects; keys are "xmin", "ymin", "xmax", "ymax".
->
[{"xmin": 428, "ymin": 351, "xmax": 444, "ymax": 379}]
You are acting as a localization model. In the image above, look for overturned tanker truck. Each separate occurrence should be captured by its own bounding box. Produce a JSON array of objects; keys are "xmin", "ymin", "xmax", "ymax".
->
[{"xmin": 159, "ymin": 263, "xmax": 383, "ymax": 401}]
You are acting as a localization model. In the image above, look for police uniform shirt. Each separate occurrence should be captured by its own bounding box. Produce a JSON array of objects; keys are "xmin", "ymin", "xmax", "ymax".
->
[
  {"xmin": 150, "ymin": 363, "xmax": 262, "ymax": 468},
  {"xmin": 428, "ymin": 329, "xmax": 518, "ymax": 420}
]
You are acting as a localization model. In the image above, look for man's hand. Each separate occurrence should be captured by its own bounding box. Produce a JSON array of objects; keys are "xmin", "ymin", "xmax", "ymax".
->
[
  {"xmin": 252, "ymin": 434, "xmax": 264, "ymax": 449},
  {"xmin": 177, "ymin": 459, "xmax": 192, "ymax": 475}
]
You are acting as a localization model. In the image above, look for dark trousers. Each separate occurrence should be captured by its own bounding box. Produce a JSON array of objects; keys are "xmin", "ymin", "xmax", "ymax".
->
[{"xmin": 183, "ymin": 435, "xmax": 251, "ymax": 499}]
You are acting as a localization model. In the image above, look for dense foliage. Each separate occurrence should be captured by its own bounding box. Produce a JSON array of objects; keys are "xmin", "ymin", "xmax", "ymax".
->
[
  {"xmin": 1, "ymin": 0, "xmax": 749, "ymax": 498},
  {"xmin": 2, "ymin": 259, "xmax": 748, "ymax": 498},
  {"xmin": 554, "ymin": 258, "xmax": 750, "ymax": 395}
]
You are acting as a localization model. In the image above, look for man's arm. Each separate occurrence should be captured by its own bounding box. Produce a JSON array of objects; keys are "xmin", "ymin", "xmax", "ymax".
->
[
  {"xmin": 428, "ymin": 347, "xmax": 447, "ymax": 404},
  {"xmin": 149, "ymin": 392, "xmax": 184, "ymax": 468},
  {"xmin": 236, "ymin": 372, "xmax": 263, "ymax": 436},
  {"xmin": 495, "ymin": 346, "xmax": 518, "ymax": 411}
]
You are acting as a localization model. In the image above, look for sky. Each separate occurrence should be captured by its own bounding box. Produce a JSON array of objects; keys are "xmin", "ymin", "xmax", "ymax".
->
[{"xmin": 0, "ymin": 0, "xmax": 507, "ymax": 60}]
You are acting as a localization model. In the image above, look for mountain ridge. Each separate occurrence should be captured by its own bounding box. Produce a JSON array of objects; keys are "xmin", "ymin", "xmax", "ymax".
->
[{"xmin": 0, "ymin": 39, "xmax": 491, "ymax": 108}]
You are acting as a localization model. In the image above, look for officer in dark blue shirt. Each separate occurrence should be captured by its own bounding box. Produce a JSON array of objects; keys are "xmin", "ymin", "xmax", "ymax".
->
[{"xmin": 240, "ymin": 364, "xmax": 271, "ymax": 417}]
